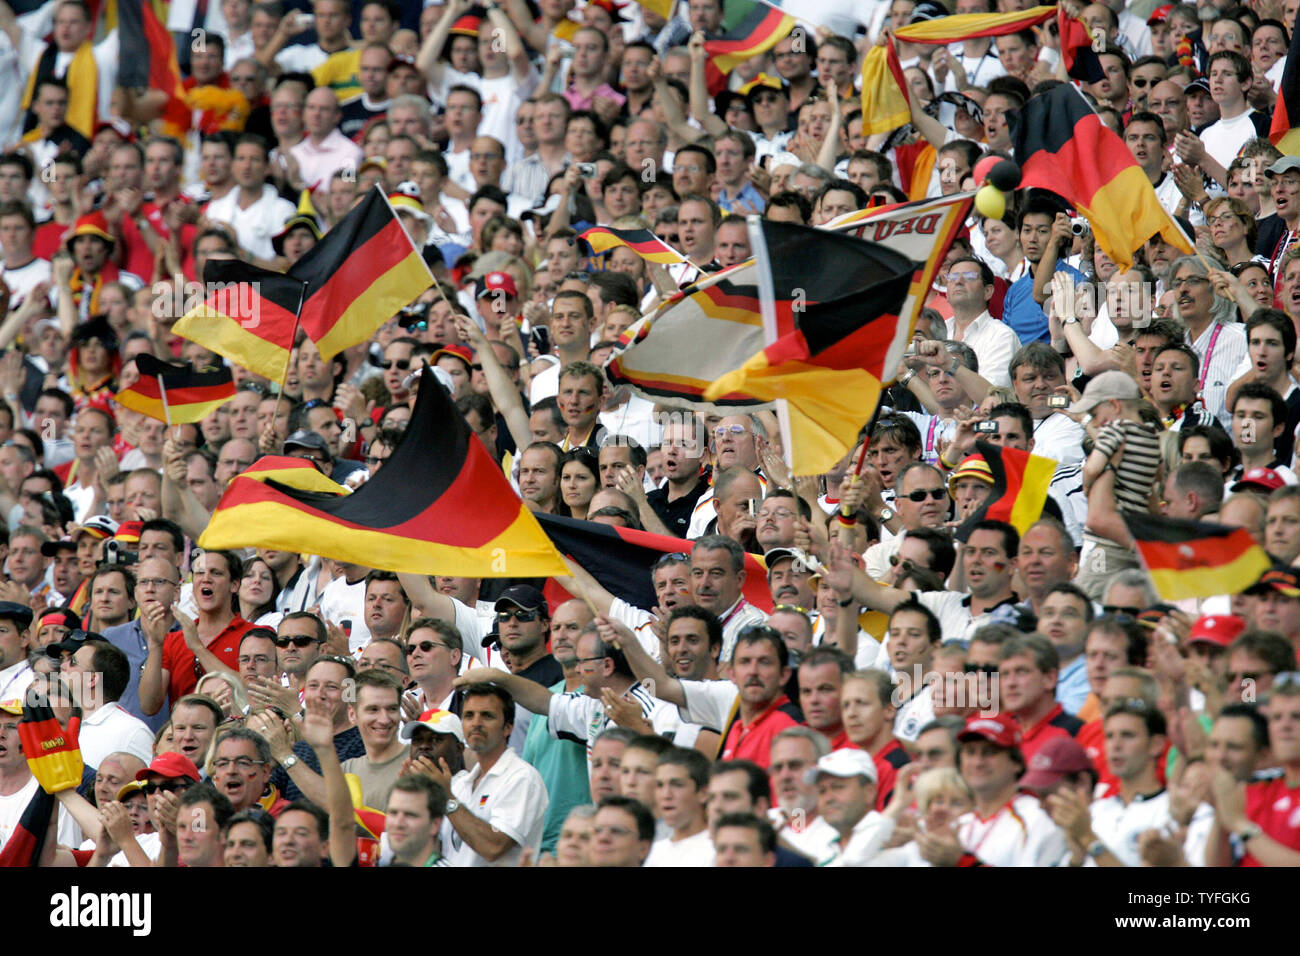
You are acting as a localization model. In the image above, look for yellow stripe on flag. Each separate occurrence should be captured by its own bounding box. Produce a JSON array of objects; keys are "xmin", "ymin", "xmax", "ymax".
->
[
  {"xmin": 860, "ymin": 45, "xmax": 909, "ymax": 136},
  {"xmin": 310, "ymin": 250, "xmax": 431, "ymax": 361},
  {"xmin": 1146, "ymin": 546, "xmax": 1271, "ymax": 603},
  {"xmin": 893, "ymin": 6, "xmax": 1056, "ymax": 43},
  {"xmin": 172, "ymin": 306, "xmax": 292, "ymax": 384},
  {"xmin": 1006, "ymin": 452, "xmax": 1057, "ymax": 536},
  {"xmin": 1084, "ymin": 166, "xmax": 1193, "ymax": 269}
]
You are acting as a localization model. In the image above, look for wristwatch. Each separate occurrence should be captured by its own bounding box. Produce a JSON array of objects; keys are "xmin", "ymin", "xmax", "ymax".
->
[
  {"xmin": 877, "ymin": 507, "xmax": 895, "ymax": 523},
  {"xmin": 1234, "ymin": 822, "xmax": 1262, "ymax": 842},
  {"xmin": 899, "ymin": 368, "xmax": 916, "ymax": 387},
  {"xmin": 280, "ymin": 754, "xmax": 299, "ymax": 770},
  {"xmin": 1062, "ymin": 316, "xmax": 1080, "ymax": 326},
  {"xmin": 1085, "ymin": 840, "xmax": 1106, "ymax": 859},
  {"xmin": 445, "ymin": 798, "xmax": 460, "ymax": 814}
]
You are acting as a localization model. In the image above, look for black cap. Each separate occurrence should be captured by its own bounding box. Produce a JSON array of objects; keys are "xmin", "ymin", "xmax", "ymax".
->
[
  {"xmin": 40, "ymin": 537, "xmax": 77, "ymax": 557},
  {"xmin": 45, "ymin": 628, "xmax": 100, "ymax": 658},
  {"xmin": 493, "ymin": 585, "xmax": 547, "ymax": 614},
  {"xmin": 283, "ymin": 430, "xmax": 330, "ymax": 454},
  {"xmin": 0, "ymin": 601, "xmax": 35, "ymax": 630},
  {"xmin": 1185, "ymin": 77, "xmax": 1210, "ymax": 96}
]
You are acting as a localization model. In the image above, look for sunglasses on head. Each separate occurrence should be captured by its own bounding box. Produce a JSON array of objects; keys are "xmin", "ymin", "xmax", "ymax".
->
[
  {"xmin": 274, "ymin": 635, "xmax": 320, "ymax": 648},
  {"xmin": 902, "ymin": 487, "xmax": 947, "ymax": 502},
  {"xmin": 497, "ymin": 608, "xmax": 540, "ymax": 622}
]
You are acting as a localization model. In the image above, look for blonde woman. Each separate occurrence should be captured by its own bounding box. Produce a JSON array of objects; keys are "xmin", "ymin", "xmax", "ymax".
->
[
  {"xmin": 868, "ymin": 768, "xmax": 975, "ymax": 866},
  {"xmin": 196, "ymin": 672, "xmax": 251, "ymax": 722}
]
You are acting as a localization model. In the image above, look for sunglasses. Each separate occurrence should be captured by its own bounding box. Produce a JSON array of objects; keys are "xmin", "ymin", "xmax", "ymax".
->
[
  {"xmin": 497, "ymin": 608, "xmax": 540, "ymax": 622},
  {"xmin": 406, "ymin": 640, "xmax": 452, "ymax": 655},
  {"xmin": 142, "ymin": 779, "xmax": 193, "ymax": 796},
  {"xmin": 771, "ymin": 603, "xmax": 809, "ymax": 615},
  {"xmin": 1102, "ymin": 605, "xmax": 1143, "ymax": 618},
  {"xmin": 380, "ymin": 359, "xmax": 412, "ymax": 370},
  {"xmin": 274, "ymin": 635, "xmax": 321, "ymax": 648},
  {"xmin": 901, "ymin": 488, "xmax": 947, "ymax": 502}
]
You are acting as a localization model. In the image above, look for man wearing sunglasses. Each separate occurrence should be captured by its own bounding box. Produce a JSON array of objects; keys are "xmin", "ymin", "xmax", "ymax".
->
[
  {"xmin": 380, "ymin": 337, "xmax": 420, "ymax": 405},
  {"xmin": 274, "ymin": 612, "xmax": 326, "ymax": 701},
  {"xmin": 864, "ymin": 462, "xmax": 951, "ymax": 582}
]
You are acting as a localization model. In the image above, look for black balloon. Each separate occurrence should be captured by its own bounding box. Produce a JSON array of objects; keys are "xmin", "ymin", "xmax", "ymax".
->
[{"xmin": 988, "ymin": 160, "xmax": 1022, "ymax": 191}]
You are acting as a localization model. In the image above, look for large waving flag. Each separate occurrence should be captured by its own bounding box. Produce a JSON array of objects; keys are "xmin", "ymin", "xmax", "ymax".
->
[
  {"xmin": 1056, "ymin": 7, "xmax": 1106, "ymax": 83},
  {"xmin": 1123, "ymin": 512, "xmax": 1271, "ymax": 602},
  {"xmin": 199, "ymin": 367, "xmax": 569, "ymax": 578},
  {"xmin": 293, "ymin": 188, "xmax": 434, "ymax": 362},
  {"xmin": 172, "ymin": 260, "xmax": 305, "ymax": 384},
  {"xmin": 536, "ymin": 512, "xmax": 773, "ymax": 614},
  {"xmin": 954, "ymin": 441, "xmax": 1056, "ymax": 542},
  {"xmin": 859, "ymin": 41, "xmax": 910, "ymax": 136},
  {"xmin": 701, "ymin": 220, "xmax": 914, "ymax": 475},
  {"xmin": 116, "ymin": 0, "xmax": 188, "ymax": 132},
  {"xmin": 115, "ymin": 354, "xmax": 235, "ymax": 425},
  {"xmin": 1009, "ymin": 83, "xmax": 1193, "ymax": 269},
  {"xmin": 893, "ymin": 5, "xmax": 1056, "ymax": 43},
  {"xmin": 1270, "ymin": 7, "xmax": 1300, "ymax": 155},
  {"xmin": 703, "ymin": 0, "xmax": 797, "ymax": 94},
  {"xmin": 608, "ymin": 195, "xmax": 969, "ymax": 472},
  {"xmin": 580, "ymin": 226, "xmax": 688, "ymax": 266}
]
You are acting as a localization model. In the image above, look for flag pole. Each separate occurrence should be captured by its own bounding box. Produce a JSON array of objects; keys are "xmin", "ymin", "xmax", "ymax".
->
[
  {"xmin": 158, "ymin": 373, "xmax": 175, "ymax": 437},
  {"xmin": 744, "ymin": 215, "xmax": 794, "ymax": 473}
]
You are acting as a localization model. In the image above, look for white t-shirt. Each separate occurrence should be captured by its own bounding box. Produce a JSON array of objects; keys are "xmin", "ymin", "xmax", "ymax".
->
[
  {"xmin": 444, "ymin": 747, "xmax": 549, "ymax": 867},
  {"xmin": 1089, "ymin": 790, "xmax": 1174, "ymax": 867},
  {"xmin": 1199, "ymin": 110, "xmax": 1261, "ymax": 175},
  {"xmin": 957, "ymin": 793, "xmax": 1067, "ymax": 867},
  {"xmin": 644, "ymin": 827, "xmax": 715, "ymax": 867},
  {"xmin": 318, "ymin": 574, "xmax": 370, "ymax": 652},
  {"xmin": 0, "ymin": 775, "xmax": 81, "ymax": 849}
]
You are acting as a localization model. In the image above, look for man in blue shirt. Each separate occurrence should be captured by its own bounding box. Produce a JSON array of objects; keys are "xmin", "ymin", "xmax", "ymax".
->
[{"xmin": 1002, "ymin": 196, "xmax": 1087, "ymax": 344}]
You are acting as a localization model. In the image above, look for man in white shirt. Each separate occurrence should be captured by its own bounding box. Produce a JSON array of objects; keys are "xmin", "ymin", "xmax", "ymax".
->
[
  {"xmin": 15, "ymin": 0, "xmax": 119, "ymax": 135},
  {"xmin": 1178, "ymin": 51, "xmax": 1269, "ymax": 188},
  {"xmin": 55, "ymin": 634, "xmax": 153, "ymax": 769},
  {"xmin": 438, "ymin": 682, "xmax": 547, "ymax": 867},
  {"xmin": 1045, "ymin": 700, "xmax": 1173, "ymax": 866},
  {"xmin": 289, "ymin": 87, "xmax": 362, "ymax": 196},
  {"xmin": 204, "ymin": 134, "xmax": 296, "ymax": 265},
  {"xmin": 0, "ymin": 601, "xmax": 33, "ymax": 706},
  {"xmin": 644, "ymin": 747, "xmax": 715, "ymax": 866},
  {"xmin": 956, "ymin": 715, "xmax": 1068, "ymax": 866},
  {"xmin": 809, "ymin": 748, "xmax": 896, "ymax": 866},
  {"xmin": 942, "ymin": 256, "xmax": 1020, "ymax": 388},
  {"xmin": 1011, "ymin": 343, "xmax": 1086, "ymax": 466}
]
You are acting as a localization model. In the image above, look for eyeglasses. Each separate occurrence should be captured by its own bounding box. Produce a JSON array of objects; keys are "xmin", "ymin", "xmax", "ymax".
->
[
  {"xmin": 575, "ymin": 655, "xmax": 607, "ymax": 666},
  {"xmin": 945, "ymin": 269, "xmax": 982, "ymax": 283},
  {"xmin": 901, "ymin": 487, "xmax": 947, "ymax": 502},
  {"xmin": 238, "ymin": 655, "xmax": 274, "ymax": 667},
  {"xmin": 1228, "ymin": 671, "xmax": 1262, "ymax": 684},
  {"xmin": 273, "ymin": 635, "xmax": 321, "ymax": 648},
  {"xmin": 470, "ymin": 152, "xmax": 504, "ymax": 161},
  {"xmin": 497, "ymin": 608, "xmax": 540, "ymax": 622},
  {"xmin": 1131, "ymin": 76, "xmax": 1156, "ymax": 87},
  {"xmin": 965, "ymin": 663, "xmax": 999, "ymax": 675},
  {"xmin": 212, "ymin": 757, "xmax": 265, "ymax": 771},
  {"xmin": 1207, "ymin": 214, "xmax": 1243, "ymax": 226},
  {"xmin": 406, "ymin": 640, "xmax": 453, "ymax": 655},
  {"xmin": 675, "ymin": 164, "xmax": 706, "ymax": 175},
  {"xmin": 1169, "ymin": 275, "xmax": 1210, "ymax": 289},
  {"xmin": 380, "ymin": 358, "xmax": 412, "ymax": 370},
  {"xmin": 1102, "ymin": 605, "xmax": 1142, "ymax": 618},
  {"xmin": 714, "ymin": 425, "xmax": 748, "ymax": 438},
  {"xmin": 142, "ymin": 779, "xmax": 193, "ymax": 795},
  {"xmin": 761, "ymin": 507, "xmax": 797, "ymax": 520},
  {"xmin": 137, "ymin": 577, "xmax": 176, "ymax": 589}
]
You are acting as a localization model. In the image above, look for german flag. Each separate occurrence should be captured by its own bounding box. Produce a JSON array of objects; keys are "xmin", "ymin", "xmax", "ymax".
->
[
  {"xmin": 700, "ymin": 220, "xmax": 915, "ymax": 476},
  {"xmin": 293, "ymin": 187, "xmax": 434, "ymax": 362},
  {"xmin": 1056, "ymin": 7, "xmax": 1106, "ymax": 83},
  {"xmin": 536, "ymin": 512, "xmax": 773, "ymax": 614},
  {"xmin": 703, "ymin": 0, "xmax": 796, "ymax": 95},
  {"xmin": 116, "ymin": 0, "xmax": 188, "ymax": 134},
  {"xmin": 892, "ymin": 5, "xmax": 1056, "ymax": 43},
  {"xmin": 859, "ymin": 40, "xmax": 910, "ymax": 137},
  {"xmin": 955, "ymin": 441, "xmax": 1056, "ymax": 541},
  {"xmin": 580, "ymin": 226, "xmax": 687, "ymax": 265},
  {"xmin": 1009, "ymin": 83, "xmax": 1193, "ymax": 269},
  {"xmin": 1123, "ymin": 512, "xmax": 1271, "ymax": 601},
  {"xmin": 199, "ymin": 367, "xmax": 568, "ymax": 578},
  {"xmin": 1270, "ymin": 7, "xmax": 1300, "ymax": 155},
  {"xmin": 624, "ymin": 0, "xmax": 673, "ymax": 19},
  {"xmin": 115, "ymin": 354, "xmax": 235, "ymax": 425},
  {"xmin": 173, "ymin": 259, "xmax": 305, "ymax": 384},
  {"xmin": 239, "ymin": 454, "xmax": 353, "ymax": 495}
]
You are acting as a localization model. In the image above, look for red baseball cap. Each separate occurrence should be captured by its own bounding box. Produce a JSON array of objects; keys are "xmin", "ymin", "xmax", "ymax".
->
[
  {"xmin": 958, "ymin": 715, "xmax": 1021, "ymax": 749},
  {"xmin": 1188, "ymin": 614, "xmax": 1246, "ymax": 648},
  {"xmin": 431, "ymin": 344, "xmax": 474, "ymax": 370},
  {"xmin": 135, "ymin": 752, "xmax": 200, "ymax": 782},
  {"xmin": 1232, "ymin": 467, "xmax": 1288, "ymax": 494},
  {"xmin": 476, "ymin": 271, "xmax": 519, "ymax": 299},
  {"xmin": 1018, "ymin": 737, "xmax": 1094, "ymax": 791}
]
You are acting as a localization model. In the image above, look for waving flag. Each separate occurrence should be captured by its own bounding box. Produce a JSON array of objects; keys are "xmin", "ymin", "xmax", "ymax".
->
[
  {"xmin": 893, "ymin": 5, "xmax": 1056, "ymax": 42},
  {"xmin": 1009, "ymin": 83, "xmax": 1193, "ymax": 269},
  {"xmin": 1270, "ymin": 7, "xmax": 1300, "ymax": 155},
  {"xmin": 1123, "ymin": 512, "xmax": 1271, "ymax": 601},
  {"xmin": 115, "ymin": 354, "xmax": 235, "ymax": 425},
  {"xmin": 954, "ymin": 441, "xmax": 1056, "ymax": 542},
  {"xmin": 703, "ymin": 0, "xmax": 797, "ymax": 94},
  {"xmin": 580, "ymin": 226, "xmax": 688, "ymax": 265},
  {"xmin": 199, "ymin": 367, "xmax": 568, "ymax": 578}
]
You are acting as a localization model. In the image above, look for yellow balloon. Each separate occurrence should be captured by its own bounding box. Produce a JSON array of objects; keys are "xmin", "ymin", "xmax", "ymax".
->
[{"xmin": 974, "ymin": 185, "xmax": 1005, "ymax": 219}]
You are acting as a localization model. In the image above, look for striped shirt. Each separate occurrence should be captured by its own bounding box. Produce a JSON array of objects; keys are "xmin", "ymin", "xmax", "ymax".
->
[
  {"xmin": 1188, "ymin": 320, "xmax": 1248, "ymax": 428},
  {"xmin": 1091, "ymin": 419, "xmax": 1163, "ymax": 515}
]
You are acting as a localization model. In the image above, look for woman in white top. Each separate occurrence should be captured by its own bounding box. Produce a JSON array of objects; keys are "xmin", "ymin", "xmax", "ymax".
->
[{"xmin": 868, "ymin": 767, "xmax": 975, "ymax": 867}]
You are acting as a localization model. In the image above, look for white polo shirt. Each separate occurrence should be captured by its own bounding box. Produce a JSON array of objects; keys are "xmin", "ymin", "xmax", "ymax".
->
[
  {"xmin": 769, "ymin": 808, "xmax": 837, "ymax": 863},
  {"xmin": 78, "ymin": 701, "xmax": 155, "ymax": 769},
  {"xmin": 0, "ymin": 658, "xmax": 33, "ymax": 705},
  {"xmin": 1031, "ymin": 413, "xmax": 1086, "ymax": 468},
  {"xmin": 957, "ymin": 793, "xmax": 1067, "ymax": 867},
  {"xmin": 946, "ymin": 311, "xmax": 1021, "ymax": 388},
  {"xmin": 444, "ymin": 747, "xmax": 549, "ymax": 867},
  {"xmin": 204, "ymin": 185, "xmax": 297, "ymax": 262},
  {"xmin": 645, "ymin": 827, "xmax": 715, "ymax": 867},
  {"xmin": 717, "ymin": 598, "xmax": 770, "ymax": 664},
  {"xmin": 818, "ymin": 810, "xmax": 896, "ymax": 866},
  {"xmin": 546, "ymin": 682, "xmax": 677, "ymax": 765},
  {"xmin": 1089, "ymin": 789, "xmax": 1174, "ymax": 867}
]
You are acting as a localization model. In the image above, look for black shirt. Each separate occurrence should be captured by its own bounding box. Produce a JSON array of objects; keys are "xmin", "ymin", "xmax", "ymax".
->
[
  {"xmin": 647, "ymin": 476, "xmax": 708, "ymax": 537},
  {"xmin": 517, "ymin": 654, "xmax": 564, "ymax": 689}
]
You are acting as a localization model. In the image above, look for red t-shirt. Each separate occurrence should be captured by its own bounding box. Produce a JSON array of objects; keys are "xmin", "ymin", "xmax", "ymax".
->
[
  {"xmin": 720, "ymin": 693, "xmax": 802, "ymax": 768},
  {"xmin": 1242, "ymin": 776, "xmax": 1300, "ymax": 866},
  {"xmin": 872, "ymin": 738, "xmax": 911, "ymax": 811},
  {"xmin": 1017, "ymin": 702, "xmax": 1084, "ymax": 765},
  {"xmin": 34, "ymin": 220, "xmax": 68, "ymax": 261},
  {"xmin": 161, "ymin": 615, "xmax": 255, "ymax": 706}
]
